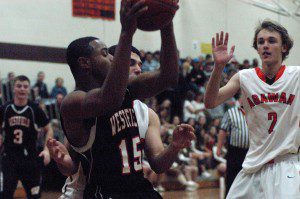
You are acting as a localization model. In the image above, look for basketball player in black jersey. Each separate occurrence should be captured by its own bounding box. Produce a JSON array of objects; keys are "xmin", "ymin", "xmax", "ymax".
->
[
  {"xmin": 59, "ymin": 1, "xmax": 195, "ymax": 198},
  {"xmin": 47, "ymin": 44, "xmax": 196, "ymax": 198},
  {"xmin": 0, "ymin": 75, "xmax": 53, "ymax": 199}
]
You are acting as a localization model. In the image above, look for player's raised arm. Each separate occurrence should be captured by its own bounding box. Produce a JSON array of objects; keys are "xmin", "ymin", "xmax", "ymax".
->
[
  {"xmin": 81, "ymin": 0, "xmax": 148, "ymax": 118},
  {"xmin": 128, "ymin": 22, "xmax": 179, "ymax": 99},
  {"xmin": 204, "ymin": 31, "xmax": 239, "ymax": 108}
]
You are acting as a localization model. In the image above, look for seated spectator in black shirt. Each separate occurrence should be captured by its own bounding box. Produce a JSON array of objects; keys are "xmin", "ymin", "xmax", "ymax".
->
[
  {"xmin": 50, "ymin": 77, "xmax": 67, "ymax": 98},
  {"xmin": 2, "ymin": 72, "xmax": 15, "ymax": 102},
  {"xmin": 33, "ymin": 71, "xmax": 49, "ymax": 100}
]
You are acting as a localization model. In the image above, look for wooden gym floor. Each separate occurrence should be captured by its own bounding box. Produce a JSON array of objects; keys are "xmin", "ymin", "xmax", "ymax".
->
[{"xmin": 38, "ymin": 189, "xmax": 220, "ymax": 199}]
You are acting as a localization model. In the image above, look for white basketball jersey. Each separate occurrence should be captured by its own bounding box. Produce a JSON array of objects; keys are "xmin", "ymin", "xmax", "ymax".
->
[
  {"xmin": 133, "ymin": 99, "xmax": 149, "ymax": 139},
  {"xmin": 239, "ymin": 66, "xmax": 300, "ymax": 173}
]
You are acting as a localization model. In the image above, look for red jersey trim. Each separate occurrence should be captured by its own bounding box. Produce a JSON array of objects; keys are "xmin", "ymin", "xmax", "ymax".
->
[
  {"xmin": 275, "ymin": 65, "xmax": 286, "ymax": 81},
  {"xmin": 255, "ymin": 65, "xmax": 286, "ymax": 83}
]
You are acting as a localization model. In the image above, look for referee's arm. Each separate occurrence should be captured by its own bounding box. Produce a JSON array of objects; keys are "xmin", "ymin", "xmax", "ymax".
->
[
  {"xmin": 217, "ymin": 111, "xmax": 230, "ymax": 156},
  {"xmin": 217, "ymin": 129, "xmax": 227, "ymax": 156}
]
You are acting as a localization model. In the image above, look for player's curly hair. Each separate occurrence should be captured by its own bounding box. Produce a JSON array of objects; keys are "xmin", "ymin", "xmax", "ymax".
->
[{"xmin": 253, "ymin": 20, "xmax": 293, "ymax": 61}]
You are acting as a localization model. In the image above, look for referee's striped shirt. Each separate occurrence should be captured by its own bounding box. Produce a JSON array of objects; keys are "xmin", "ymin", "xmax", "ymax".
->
[{"xmin": 220, "ymin": 106, "xmax": 249, "ymax": 149}]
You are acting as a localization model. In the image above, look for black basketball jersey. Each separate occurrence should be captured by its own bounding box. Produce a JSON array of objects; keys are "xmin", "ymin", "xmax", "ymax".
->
[
  {"xmin": 0, "ymin": 101, "xmax": 49, "ymax": 157},
  {"xmin": 67, "ymin": 89, "xmax": 154, "ymax": 198}
]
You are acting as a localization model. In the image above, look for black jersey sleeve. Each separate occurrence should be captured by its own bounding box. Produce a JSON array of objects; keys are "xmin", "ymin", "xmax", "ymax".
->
[{"xmin": 35, "ymin": 106, "xmax": 50, "ymax": 127}]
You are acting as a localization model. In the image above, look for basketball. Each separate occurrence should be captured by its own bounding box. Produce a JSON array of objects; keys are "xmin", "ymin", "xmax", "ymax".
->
[{"xmin": 134, "ymin": 0, "xmax": 179, "ymax": 31}]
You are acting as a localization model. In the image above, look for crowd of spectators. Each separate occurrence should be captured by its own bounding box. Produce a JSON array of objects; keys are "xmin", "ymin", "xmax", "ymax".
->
[{"xmin": 0, "ymin": 51, "xmax": 258, "ymax": 191}]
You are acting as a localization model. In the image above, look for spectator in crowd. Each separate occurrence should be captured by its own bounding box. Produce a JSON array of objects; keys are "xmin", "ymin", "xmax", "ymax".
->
[
  {"xmin": 194, "ymin": 116, "xmax": 208, "ymax": 149},
  {"xmin": 209, "ymin": 126, "xmax": 218, "ymax": 143},
  {"xmin": 142, "ymin": 52, "xmax": 160, "ymax": 72},
  {"xmin": 196, "ymin": 116, "xmax": 208, "ymax": 132},
  {"xmin": 183, "ymin": 91, "xmax": 196, "ymax": 122},
  {"xmin": 2, "ymin": 72, "xmax": 15, "ymax": 102},
  {"xmin": 55, "ymin": 93, "xmax": 64, "ymax": 109},
  {"xmin": 181, "ymin": 57, "xmax": 193, "ymax": 77},
  {"xmin": 212, "ymin": 145, "xmax": 227, "ymax": 176},
  {"xmin": 178, "ymin": 148, "xmax": 199, "ymax": 191},
  {"xmin": 51, "ymin": 119, "xmax": 64, "ymax": 144},
  {"xmin": 203, "ymin": 54, "xmax": 214, "ymax": 77},
  {"xmin": 252, "ymin": 58, "xmax": 259, "ymax": 67},
  {"xmin": 189, "ymin": 140, "xmax": 212, "ymax": 179},
  {"xmin": 239, "ymin": 59, "xmax": 251, "ymax": 70},
  {"xmin": 139, "ymin": 49, "xmax": 146, "ymax": 63},
  {"xmin": 158, "ymin": 100, "xmax": 172, "ymax": 126},
  {"xmin": 50, "ymin": 77, "xmax": 67, "ymax": 98},
  {"xmin": 33, "ymin": 71, "xmax": 49, "ymax": 100},
  {"xmin": 168, "ymin": 115, "xmax": 181, "ymax": 135},
  {"xmin": 153, "ymin": 50, "xmax": 161, "ymax": 64},
  {"xmin": 187, "ymin": 58, "xmax": 206, "ymax": 93},
  {"xmin": 191, "ymin": 92, "xmax": 205, "ymax": 120},
  {"xmin": 146, "ymin": 97, "xmax": 159, "ymax": 113}
]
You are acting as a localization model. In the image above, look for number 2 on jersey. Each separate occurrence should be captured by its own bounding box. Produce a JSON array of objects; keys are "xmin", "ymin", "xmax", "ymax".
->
[
  {"xmin": 268, "ymin": 112, "xmax": 277, "ymax": 134},
  {"xmin": 119, "ymin": 137, "xmax": 142, "ymax": 174}
]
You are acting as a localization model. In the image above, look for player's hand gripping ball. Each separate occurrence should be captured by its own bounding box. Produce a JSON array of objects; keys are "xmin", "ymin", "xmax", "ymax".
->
[{"xmin": 133, "ymin": 0, "xmax": 179, "ymax": 31}]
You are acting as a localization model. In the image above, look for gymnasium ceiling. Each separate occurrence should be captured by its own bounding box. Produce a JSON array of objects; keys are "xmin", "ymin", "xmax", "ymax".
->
[{"xmin": 237, "ymin": 0, "xmax": 300, "ymax": 19}]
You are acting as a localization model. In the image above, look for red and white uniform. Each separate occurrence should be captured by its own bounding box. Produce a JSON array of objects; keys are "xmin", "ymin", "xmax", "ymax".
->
[{"xmin": 227, "ymin": 66, "xmax": 300, "ymax": 199}]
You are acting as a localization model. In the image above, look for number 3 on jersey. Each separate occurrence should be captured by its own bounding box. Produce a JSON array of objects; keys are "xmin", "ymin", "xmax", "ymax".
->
[
  {"xmin": 119, "ymin": 136, "xmax": 142, "ymax": 174},
  {"xmin": 268, "ymin": 112, "xmax": 277, "ymax": 134},
  {"xmin": 13, "ymin": 129, "xmax": 23, "ymax": 144}
]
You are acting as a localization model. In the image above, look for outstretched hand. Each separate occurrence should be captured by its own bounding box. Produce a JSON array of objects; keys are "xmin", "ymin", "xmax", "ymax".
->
[
  {"xmin": 47, "ymin": 138, "xmax": 71, "ymax": 166},
  {"xmin": 171, "ymin": 124, "xmax": 196, "ymax": 150},
  {"xmin": 212, "ymin": 31, "xmax": 235, "ymax": 67}
]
